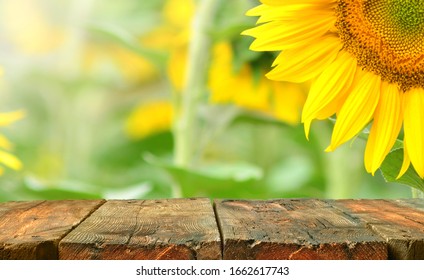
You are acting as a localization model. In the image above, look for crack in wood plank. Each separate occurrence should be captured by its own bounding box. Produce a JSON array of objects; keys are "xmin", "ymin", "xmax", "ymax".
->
[
  {"xmin": 0, "ymin": 200, "xmax": 104, "ymax": 260},
  {"xmin": 215, "ymin": 199, "xmax": 389, "ymax": 260},
  {"xmin": 124, "ymin": 200, "xmax": 146, "ymax": 246},
  {"xmin": 58, "ymin": 198, "xmax": 221, "ymax": 260},
  {"xmin": 330, "ymin": 199, "xmax": 424, "ymax": 260}
]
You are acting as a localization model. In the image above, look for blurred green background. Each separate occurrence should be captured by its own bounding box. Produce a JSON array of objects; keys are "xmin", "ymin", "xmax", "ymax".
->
[{"xmin": 0, "ymin": 0, "xmax": 410, "ymax": 201}]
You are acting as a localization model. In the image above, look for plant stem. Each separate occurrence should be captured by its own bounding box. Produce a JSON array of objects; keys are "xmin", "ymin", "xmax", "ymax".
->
[
  {"xmin": 313, "ymin": 122, "xmax": 361, "ymax": 198},
  {"xmin": 173, "ymin": 0, "xmax": 221, "ymax": 168}
]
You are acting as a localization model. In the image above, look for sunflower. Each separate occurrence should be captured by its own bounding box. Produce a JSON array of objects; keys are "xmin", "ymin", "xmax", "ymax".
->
[
  {"xmin": 0, "ymin": 68, "xmax": 24, "ymax": 175},
  {"xmin": 154, "ymin": 0, "xmax": 306, "ymax": 123},
  {"xmin": 0, "ymin": 110, "xmax": 24, "ymax": 175},
  {"xmin": 243, "ymin": 0, "xmax": 424, "ymax": 177},
  {"xmin": 124, "ymin": 0, "xmax": 195, "ymax": 140},
  {"xmin": 208, "ymin": 42, "xmax": 306, "ymax": 124},
  {"xmin": 125, "ymin": 101, "xmax": 173, "ymax": 139}
]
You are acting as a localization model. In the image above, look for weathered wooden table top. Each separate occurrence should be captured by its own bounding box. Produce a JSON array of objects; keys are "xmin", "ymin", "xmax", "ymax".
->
[{"xmin": 0, "ymin": 198, "xmax": 423, "ymax": 260}]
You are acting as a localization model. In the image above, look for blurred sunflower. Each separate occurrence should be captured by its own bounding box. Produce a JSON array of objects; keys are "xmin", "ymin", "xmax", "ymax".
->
[
  {"xmin": 244, "ymin": 0, "xmax": 424, "ymax": 177},
  {"xmin": 163, "ymin": 0, "xmax": 307, "ymax": 123},
  {"xmin": 124, "ymin": 0, "xmax": 194, "ymax": 139},
  {"xmin": 0, "ymin": 110, "xmax": 24, "ymax": 175},
  {"xmin": 125, "ymin": 101, "xmax": 173, "ymax": 139},
  {"xmin": 141, "ymin": 0, "xmax": 194, "ymax": 51},
  {"xmin": 208, "ymin": 42, "xmax": 306, "ymax": 124},
  {"xmin": 168, "ymin": 42, "xmax": 306, "ymax": 124},
  {"xmin": 0, "ymin": 66, "xmax": 24, "ymax": 175},
  {"xmin": 126, "ymin": 0, "xmax": 307, "ymax": 139}
]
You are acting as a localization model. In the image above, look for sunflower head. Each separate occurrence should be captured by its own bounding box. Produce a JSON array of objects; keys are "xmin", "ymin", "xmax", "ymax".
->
[
  {"xmin": 336, "ymin": 0, "xmax": 424, "ymax": 92},
  {"xmin": 244, "ymin": 0, "xmax": 424, "ymax": 177}
]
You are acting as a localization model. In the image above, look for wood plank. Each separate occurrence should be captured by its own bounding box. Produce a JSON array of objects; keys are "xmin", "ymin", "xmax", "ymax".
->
[
  {"xmin": 0, "ymin": 200, "xmax": 104, "ymax": 259},
  {"xmin": 394, "ymin": 199, "xmax": 424, "ymax": 212},
  {"xmin": 59, "ymin": 198, "xmax": 221, "ymax": 260},
  {"xmin": 331, "ymin": 199, "xmax": 424, "ymax": 260},
  {"xmin": 215, "ymin": 199, "xmax": 388, "ymax": 260}
]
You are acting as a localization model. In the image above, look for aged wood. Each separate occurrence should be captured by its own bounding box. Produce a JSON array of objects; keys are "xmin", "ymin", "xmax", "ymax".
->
[
  {"xmin": 59, "ymin": 198, "xmax": 221, "ymax": 260},
  {"xmin": 394, "ymin": 198, "xmax": 424, "ymax": 211},
  {"xmin": 214, "ymin": 199, "xmax": 388, "ymax": 260},
  {"xmin": 1, "ymin": 198, "xmax": 423, "ymax": 260},
  {"xmin": 0, "ymin": 200, "xmax": 104, "ymax": 259},
  {"xmin": 331, "ymin": 199, "xmax": 424, "ymax": 260}
]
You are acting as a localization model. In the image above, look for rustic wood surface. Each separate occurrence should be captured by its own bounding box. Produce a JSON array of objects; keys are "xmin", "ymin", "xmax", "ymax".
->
[
  {"xmin": 59, "ymin": 198, "xmax": 221, "ymax": 260},
  {"xmin": 394, "ymin": 198, "xmax": 424, "ymax": 211},
  {"xmin": 331, "ymin": 199, "xmax": 424, "ymax": 260},
  {"xmin": 215, "ymin": 199, "xmax": 388, "ymax": 260},
  {"xmin": 0, "ymin": 198, "xmax": 423, "ymax": 260},
  {"xmin": 0, "ymin": 200, "xmax": 104, "ymax": 259}
]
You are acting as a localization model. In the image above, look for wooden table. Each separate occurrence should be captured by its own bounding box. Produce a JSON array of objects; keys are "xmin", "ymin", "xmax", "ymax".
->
[{"xmin": 0, "ymin": 198, "xmax": 423, "ymax": 260}]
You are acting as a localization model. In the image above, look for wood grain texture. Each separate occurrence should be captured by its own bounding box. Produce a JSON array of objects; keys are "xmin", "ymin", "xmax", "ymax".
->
[
  {"xmin": 0, "ymin": 200, "xmax": 103, "ymax": 259},
  {"xmin": 215, "ymin": 199, "xmax": 388, "ymax": 260},
  {"xmin": 1, "ymin": 198, "xmax": 423, "ymax": 260},
  {"xmin": 59, "ymin": 198, "xmax": 221, "ymax": 260},
  {"xmin": 394, "ymin": 199, "xmax": 424, "ymax": 212},
  {"xmin": 331, "ymin": 199, "xmax": 424, "ymax": 260}
]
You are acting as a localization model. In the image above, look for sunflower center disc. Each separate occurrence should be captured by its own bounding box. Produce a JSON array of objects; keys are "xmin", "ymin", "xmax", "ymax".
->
[
  {"xmin": 387, "ymin": 0, "xmax": 424, "ymax": 32},
  {"xmin": 336, "ymin": 0, "xmax": 424, "ymax": 91}
]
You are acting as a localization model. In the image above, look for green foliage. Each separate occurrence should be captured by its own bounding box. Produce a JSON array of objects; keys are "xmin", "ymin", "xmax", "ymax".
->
[
  {"xmin": 0, "ymin": 0, "xmax": 413, "ymax": 201},
  {"xmin": 88, "ymin": 23, "xmax": 168, "ymax": 69},
  {"xmin": 380, "ymin": 148, "xmax": 424, "ymax": 193},
  {"xmin": 145, "ymin": 154, "xmax": 263, "ymax": 197}
]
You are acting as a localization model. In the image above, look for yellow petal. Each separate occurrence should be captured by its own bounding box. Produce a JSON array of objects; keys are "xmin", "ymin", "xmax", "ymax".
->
[
  {"xmin": 0, "ymin": 134, "xmax": 12, "ymax": 150},
  {"xmin": 163, "ymin": 0, "xmax": 195, "ymax": 28},
  {"xmin": 249, "ymin": 4, "xmax": 334, "ymax": 24},
  {"xmin": 246, "ymin": 4, "xmax": 268, "ymax": 17},
  {"xmin": 397, "ymin": 143, "xmax": 411, "ymax": 179},
  {"xmin": 242, "ymin": 15, "xmax": 335, "ymax": 51},
  {"xmin": 261, "ymin": 0, "xmax": 336, "ymax": 5},
  {"xmin": 315, "ymin": 67, "xmax": 367, "ymax": 120},
  {"xmin": 266, "ymin": 35, "xmax": 339, "ymax": 83},
  {"xmin": 403, "ymin": 88, "xmax": 424, "ymax": 178},
  {"xmin": 167, "ymin": 48, "xmax": 188, "ymax": 92},
  {"xmin": 208, "ymin": 43, "xmax": 238, "ymax": 103},
  {"xmin": 327, "ymin": 72, "xmax": 381, "ymax": 151},
  {"xmin": 0, "ymin": 150, "xmax": 22, "ymax": 170},
  {"xmin": 364, "ymin": 82, "xmax": 403, "ymax": 175},
  {"xmin": 0, "ymin": 110, "xmax": 25, "ymax": 126},
  {"xmin": 232, "ymin": 75, "xmax": 271, "ymax": 111},
  {"xmin": 302, "ymin": 52, "xmax": 357, "ymax": 138},
  {"xmin": 125, "ymin": 101, "xmax": 173, "ymax": 139},
  {"xmin": 271, "ymin": 82, "xmax": 306, "ymax": 124}
]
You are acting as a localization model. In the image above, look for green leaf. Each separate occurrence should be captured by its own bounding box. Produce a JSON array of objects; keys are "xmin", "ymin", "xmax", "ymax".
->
[
  {"xmin": 102, "ymin": 182, "xmax": 152, "ymax": 199},
  {"xmin": 144, "ymin": 154, "xmax": 264, "ymax": 197},
  {"xmin": 380, "ymin": 148, "xmax": 424, "ymax": 192},
  {"xmin": 94, "ymin": 131, "xmax": 174, "ymax": 169},
  {"xmin": 196, "ymin": 162, "xmax": 263, "ymax": 182},
  {"xmin": 209, "ymin": 23, "xmax": 254, "ymax": 41},
  {"xmin": 23, "ymin": 177, "xmax": 102, "ymax": 200}
]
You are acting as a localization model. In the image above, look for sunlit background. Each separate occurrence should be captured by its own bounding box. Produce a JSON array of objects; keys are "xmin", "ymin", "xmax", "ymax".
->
[{"xmin": 0, "ymin": 0, "xmax": 410, "ymax": 201}]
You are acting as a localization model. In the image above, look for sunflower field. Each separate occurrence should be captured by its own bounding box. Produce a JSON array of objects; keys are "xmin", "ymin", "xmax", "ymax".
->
[{"xmin": 0, "ymin": 0, "xmax": 420, "ymax": 202}]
